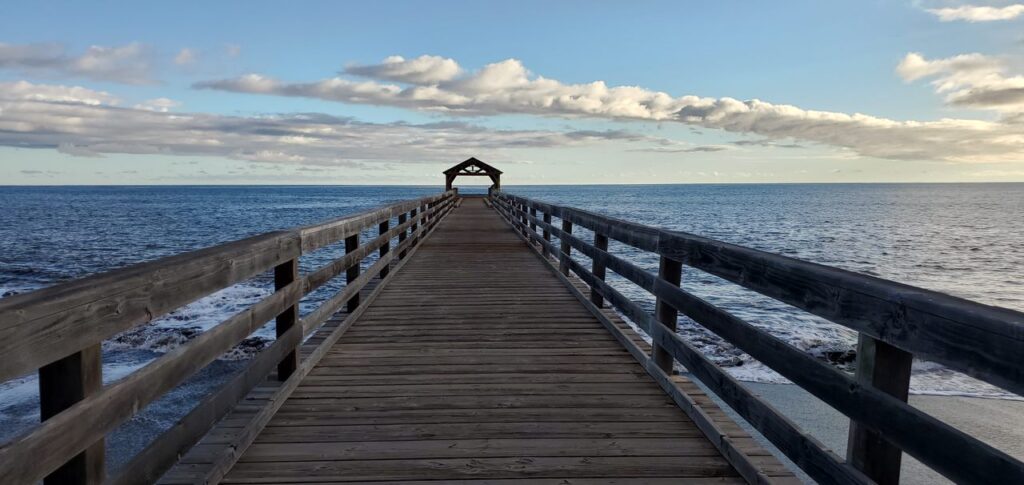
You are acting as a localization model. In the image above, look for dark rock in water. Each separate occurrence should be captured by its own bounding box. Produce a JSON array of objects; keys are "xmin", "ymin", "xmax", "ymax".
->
[{"xmin": 1, "ymin": 290, "xmax": 17, "ymax": 297}]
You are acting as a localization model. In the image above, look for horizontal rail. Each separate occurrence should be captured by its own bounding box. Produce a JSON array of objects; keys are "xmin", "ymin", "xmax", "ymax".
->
[
  {"xmin": 501, "ymin": 193, "xmax": 1024, "ymax": 398},
  {"xmin": 0, "ymin": 191, "xmax": 456, "ymax": 484},
  {"xmin": 492, "ymin": 192, "xmax": 1024, "ymax": 484},
  {"xmin": 0, "ymin": 192, "xmax": 453, "ymax": 383}
]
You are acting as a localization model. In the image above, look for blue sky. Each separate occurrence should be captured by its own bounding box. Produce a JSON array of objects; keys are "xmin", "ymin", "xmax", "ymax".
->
[{"xmin": 2, "ymin": 1, "xmax": 1024, "ymax": 184}]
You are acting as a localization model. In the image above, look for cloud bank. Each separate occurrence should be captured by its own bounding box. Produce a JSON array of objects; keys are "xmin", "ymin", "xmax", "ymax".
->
[
  {"xmin": 0, "ymin": 81, "xmax": 672, "ymax": 166},
  {"xmin": 194, "ymin": 54, "xmax": 1024, "ymax": 162},
  {"xmin": 0, "ymin": 42, "xmax": 154, "ymax": 84},
  {"xmin": 927, "ymin": 4, "xmax": 1024, "ymax": 22},
  {"xmin": 898, "ymin": 52, "xmax": 1024, "ymax": 113}
]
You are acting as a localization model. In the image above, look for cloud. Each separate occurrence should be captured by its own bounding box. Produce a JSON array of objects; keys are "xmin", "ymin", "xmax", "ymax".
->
[
  {"xmin": 0, "ymin": 42, "xmax": 154, "ymax": 84},
  {"xmin": 196, "ymin": 55, "xmax": 1024, "ymax": 162},
  {"xmin": 732, "ymin": 139, "xmax": 804, "ymax": 149},
  {"xmin": 133, "ymin": 97, "xmax": 181, "ymax": 112},
  {"xmin": 898, "ymin": 52, "xmax": 1024, "ymax": 112},
  {"xmin": 0, "ymin": 80, "xmax": 677, "ymax": 167},
  {"xmin": 174, "ymin": 48, "xmax": 196, "ymax": 66},
  {"xmin": 631, "ymin": 144, "xmax": 733, "ymax": 153},
  {"xmin": 344, "ymin": 55, "xmax": 461, "ymax": 84},
  {"xmin": 927, "ymin": 4, "xmax": 1024, "ymax": 22},
  {"xmin": 225, "ymin": 44, "xmax": 241, "ymax": 58}
]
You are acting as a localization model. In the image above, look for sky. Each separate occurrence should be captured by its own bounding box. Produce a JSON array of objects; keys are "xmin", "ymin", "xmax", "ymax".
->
[{"xmin": 2, "ymin": 0, "xmax": 1024, "ymax": 185}]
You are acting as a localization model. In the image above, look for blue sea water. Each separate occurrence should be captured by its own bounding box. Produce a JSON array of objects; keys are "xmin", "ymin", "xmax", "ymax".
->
[{"xmin": 0, "ymin": 184, "xmax": 1022, "ymax": 468}]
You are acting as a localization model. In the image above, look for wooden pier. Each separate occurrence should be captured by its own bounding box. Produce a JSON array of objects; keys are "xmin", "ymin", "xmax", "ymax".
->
[{"xmin": 1, "ymin": 158, "xmax": 1023, "ymax": 484}]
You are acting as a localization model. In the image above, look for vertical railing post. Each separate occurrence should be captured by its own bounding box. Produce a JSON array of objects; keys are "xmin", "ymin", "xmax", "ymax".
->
[
  {"xmin": 39, "ymin": 345, "xmax": 104, "ymax": 485},
  {"xmin": 345, "ymin": 233, "xmax": 360, "ymax": 312},
  {"xmin": 542, "ymin": 213, "xmax": 552, "ymax": 258},
  {"xmin": 273, "ymin": 259, "xmax": 299, "ymax": 380},
  {"xmin": 409, "ymin": 208, "xmax": 419, "ymax": 247},
  {"xmin": 591, "ymin": 233, "xmax": 609, "ymax": 307},
  {"xmin": 652, "ymin": 256, "xmax": 682, "ymax": 373},
  {"xmin": 529, "ymin": 207, "xmax": 537, "ymax": 234},
  {"xmin": 559, "ymin": 220, "xmax": 573, "ymax": 276},
  {"xmin": 847, "ymin": 335, "xmax": 913, "ymax": 485},
  {"xmin": 397, "ymin": 213, "xmax": 408, "ymax": 259},
  {"xmin": 378, "ymin": 220, "xmax": 390, "ymax": 279}
]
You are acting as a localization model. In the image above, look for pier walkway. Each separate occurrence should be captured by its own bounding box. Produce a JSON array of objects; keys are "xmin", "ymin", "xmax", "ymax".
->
[
  {"xmin": 2, "ymin": 159, "xmax": 1023, "ymax": 485},
  {"xmin": 206, "ymin": 198, "xmax": 789, "ymax": 483}
]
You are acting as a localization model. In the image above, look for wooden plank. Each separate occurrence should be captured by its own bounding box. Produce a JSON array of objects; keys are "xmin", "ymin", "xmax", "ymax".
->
[{"xmin": 220, "ymin": 456, "xmax": 740, "ymax": 483}]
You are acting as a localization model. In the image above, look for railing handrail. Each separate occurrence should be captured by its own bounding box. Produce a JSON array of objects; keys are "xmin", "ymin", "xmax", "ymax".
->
[
  {"xmin": 0, "ymin": 190, "xmax": 457, "ymax": 485},
  {"xmin": 0, "ymin": 191, "xmax": 453, "ymax": 382},
  {"xmin": 498, "ymin": 192, "xmax": 1024, "ymax": 396},
  {"xmin": 491, "ymin": 190, "xmax": 1024, "ymax": 485}
]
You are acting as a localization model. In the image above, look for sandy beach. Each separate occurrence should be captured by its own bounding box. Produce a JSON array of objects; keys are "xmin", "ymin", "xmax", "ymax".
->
[{"xmin": 703, "ymin": 380, "xmax": 1024, "ymax": 484}]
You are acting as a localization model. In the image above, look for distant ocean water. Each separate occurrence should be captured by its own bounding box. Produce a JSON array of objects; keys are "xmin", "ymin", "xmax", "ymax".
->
[{"xmin": 1, "ymin": 184, "xmax": 1021, "ymax": 467}]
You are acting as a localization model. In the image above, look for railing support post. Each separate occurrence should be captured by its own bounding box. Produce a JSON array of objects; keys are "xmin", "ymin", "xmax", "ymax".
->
[
  {"xmin": 273, "ymin": 259, "xmax": 299, "ymax": 380},
  {"xmin": 378, "ymin": 220, "xmax": 390, "ymax": 279},
  {"xmin": 39, "ymin": 345, "xmax": 104, "ymax": 485},
  {"xmin": 653, "ymin": 256, "xmax": 683, "ymax": 373},
  {"xmin": 847, "ymin": 335, "xmax": 913, "ymax": 485},
  {"xmin": 542, "ymin": 213, "xmax": 552, "ymax": 258},
  {"xmin": 397, "ymin": 213, "xmax": 408, "ymax": 259},
  {"xmin": 410, "ymin": 208, "xmax": 419, "ymax": 247},
  {"xmin": 591, "ymin": 233, "xmax": 609, "ymax": 307},
  {"xmin": 529, "ymin": 207, "xmax": 537, "ymax": 233},
  {"xmin": 559, "ymin": 220, "xmax": 573, "ymax": 276},
  {"xmin": 345, "ymin": 234, "xmax": 360, "ymax": 312}
]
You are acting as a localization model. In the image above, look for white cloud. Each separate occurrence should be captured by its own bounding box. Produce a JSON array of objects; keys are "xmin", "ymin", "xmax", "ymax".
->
[
  {"xmin": 927, "ymin": 4, "xmax": 1024, "ymax": 22},
  {"xmin": 133, "ymin": 97, "xmax": 181, "ymax": 112},
  {"xmin": 0, "ymin": 41, "xmax": 154, "ymax": 84},
  {"xmin": 344, "ymin": 55, "xmax": 461, "ymax": 84},
  {"xmin": 196, "ymin": 55, "xmax": 1024, "ymax": 163},
  {"xmin": 0, "ymin": 80, "xmax": 119, "ymax": 105},
  {"xmin": 898, "ymin": 52, "xmax": 1024, "ymax": 113},
  {"xmin": 225, "ymin": 44, "xmax": 241, "ymax": 58},
  {"xmin": 0, "ymin": 80, "xmax": 677, "ymax": 166},
  {"xmin": 174, "ymin": 48, "xmax": 196, "ymax": 66}
]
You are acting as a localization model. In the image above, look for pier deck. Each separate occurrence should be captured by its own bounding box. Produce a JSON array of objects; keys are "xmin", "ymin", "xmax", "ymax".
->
[{"xmin": 214, "ymin": 199, "xmax": 789, "ymax": 483}]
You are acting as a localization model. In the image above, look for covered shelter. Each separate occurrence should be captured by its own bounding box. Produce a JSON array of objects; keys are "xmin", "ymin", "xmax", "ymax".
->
[{"xmin": 443, "ymin": 157, "xmax": 502, "ymax": 193}]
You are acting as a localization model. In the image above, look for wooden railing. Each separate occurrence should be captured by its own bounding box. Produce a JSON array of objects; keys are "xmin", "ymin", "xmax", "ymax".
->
[
  {"xmin": 0, "ymin": 191, "xmax": 457, "ymax": 485},
  {"xmin": 491, "ymin": 191, "xmax": 1024, "ymax": 485}
]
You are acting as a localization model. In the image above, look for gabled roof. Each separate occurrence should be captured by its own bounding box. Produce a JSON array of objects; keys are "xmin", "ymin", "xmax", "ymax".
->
[{"xmin": 443, "ymin": 157, "xmax": 503, "ymax": 176}]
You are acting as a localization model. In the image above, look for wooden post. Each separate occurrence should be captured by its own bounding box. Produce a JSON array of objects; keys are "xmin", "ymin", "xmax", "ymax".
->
[
  {"xmin": 39, "ymin": 345, "xmax": 104, "ymax": 485},
  {"xmin": 378, "ymin": 220, "xmax": 390, "ymax": 279},
  {"xmin": 345, "ymin": 234, "xmax": 360, "ymax": 312},
  {"xmin": 529, "ymin": 208, "xmax": 537, "ymax": 233},
  {"xmin": 542, "ymin": 213, "xmax": 552, "ymax": 258},
  {"xmin": 273, "ymin": 259, "xmax": 299, "ymax": 380},
  {"xmin": 409, "ymin": 208, "xmax": 419, "ymax": 247},
  {"xmin": 397, "ymin": 213, "xmax": 408, "ymax": 259},
  {"xmin": 559, "ymin": 220, "xmax": 573, "ymax": 276},
  {"xmin": 653, "ymin": 256, "xmax": 683, "ymax": 373},
  {"xmin": 591, "ymin": 233, "xmax": 609, "ymax": 307},
  {"xmin": 847, "ymin": 335, "xmax": 913, "ymax": 485}
]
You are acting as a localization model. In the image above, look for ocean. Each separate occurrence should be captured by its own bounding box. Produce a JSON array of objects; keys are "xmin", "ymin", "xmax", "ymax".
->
[{"xmin": 1, "ymin": 183, "xmax": 1022, "ymax": 469}]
